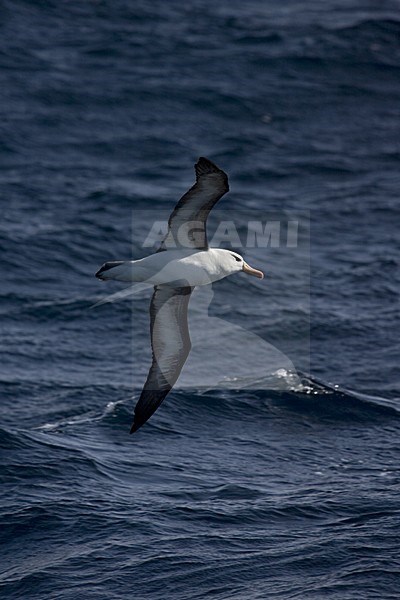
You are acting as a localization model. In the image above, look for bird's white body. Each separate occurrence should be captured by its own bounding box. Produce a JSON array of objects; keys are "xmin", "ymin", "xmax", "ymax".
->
[{"xmin": 98, "ymin": 248, "xmax": 245, "ymax": 287}]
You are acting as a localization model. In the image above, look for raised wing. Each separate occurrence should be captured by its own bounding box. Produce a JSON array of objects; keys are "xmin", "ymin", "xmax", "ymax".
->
[
  {"xmin": 130, "ymin": 285, "xmax": 193, "ymax": 433},
  {"xmin": 158, "ymin": 157, "xmax": 229, "ymax": 251}
]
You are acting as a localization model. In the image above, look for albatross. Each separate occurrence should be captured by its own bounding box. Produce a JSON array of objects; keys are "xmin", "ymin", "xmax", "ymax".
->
[{"xmin": 95, "ymin": 157, "xmax": 264, "ymax": 433}]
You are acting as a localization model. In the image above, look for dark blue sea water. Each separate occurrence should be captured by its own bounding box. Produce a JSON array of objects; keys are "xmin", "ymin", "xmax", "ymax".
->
[{"xmin": 1, "ymin": 1, "xmax": 400, "ymax": 598}]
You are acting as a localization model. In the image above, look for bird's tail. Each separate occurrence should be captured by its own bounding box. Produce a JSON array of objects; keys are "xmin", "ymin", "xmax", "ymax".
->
[{"xmin": 95, "ymin": 261, "xmax": 130, "ymax": 281}]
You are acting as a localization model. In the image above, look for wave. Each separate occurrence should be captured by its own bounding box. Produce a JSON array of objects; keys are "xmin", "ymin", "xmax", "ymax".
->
[
  {"xmin": 1, "ymin": 371, "xmax": 397, "ymax": 452},
  {"xmin": 231, "ymin": 16, "xmax": 400, "ymax": 66},
  {"xmin": 97, "ymin": 373, "xmax": 400, "ymax": 435}
]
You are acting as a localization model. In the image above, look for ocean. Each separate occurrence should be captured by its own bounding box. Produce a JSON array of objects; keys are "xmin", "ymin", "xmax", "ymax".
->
[{"xmin": 1, "ymin": 0, "xmax": 399, "ymax": 598}]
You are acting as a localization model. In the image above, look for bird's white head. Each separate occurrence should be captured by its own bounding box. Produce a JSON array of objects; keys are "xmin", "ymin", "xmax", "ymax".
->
[{"xmin": 216, "ymin": 249, "xmax": 264, "ymax": 279}]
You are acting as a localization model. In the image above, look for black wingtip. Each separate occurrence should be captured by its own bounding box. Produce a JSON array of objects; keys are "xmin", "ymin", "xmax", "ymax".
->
[
  {"xmin": 130, "ymin": 421, "xmax": 140, "ymax": 434},
  {"xmin": 195, "ymin": 157, "xmax": 228, "ymax": 189},
  {"xmin": 195, "ymin": 157, "xmax": 222, "ymax": 176}
]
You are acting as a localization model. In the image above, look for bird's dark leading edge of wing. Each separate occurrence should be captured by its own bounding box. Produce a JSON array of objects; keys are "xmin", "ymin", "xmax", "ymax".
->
[
  {"xmin": 130, "ymin": 285, "xmax": 193, "ymax": 433},
  {"xmin": 158, "ymin": 157, "xmax": 229, "ymax": 251}
]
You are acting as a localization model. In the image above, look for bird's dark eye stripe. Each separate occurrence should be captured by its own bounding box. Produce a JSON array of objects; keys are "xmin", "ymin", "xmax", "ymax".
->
[{"xmin": 232, "ymin": 255, "xmax": 241, "ymax": 262}]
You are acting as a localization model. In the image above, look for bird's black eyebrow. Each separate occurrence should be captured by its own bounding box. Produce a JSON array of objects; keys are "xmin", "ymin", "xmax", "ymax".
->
[{"xmin": 231, "ymin": 254, "xmax": 241, "ymax": 261}]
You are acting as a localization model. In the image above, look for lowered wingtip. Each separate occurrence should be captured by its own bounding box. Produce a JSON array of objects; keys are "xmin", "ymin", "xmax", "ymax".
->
[{"xmin": 130, "ymin": 421, "xmax": 140, "ymax": 434}]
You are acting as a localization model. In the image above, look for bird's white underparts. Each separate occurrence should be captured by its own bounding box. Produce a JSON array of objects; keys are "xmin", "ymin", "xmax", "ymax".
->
[
  {"xmin": 96, "ymin": 247, "xmax": 263, "ymax": 287},
  {"xmin": 95, "ymin": 156, "xmax": 264, "ymax": 434}
]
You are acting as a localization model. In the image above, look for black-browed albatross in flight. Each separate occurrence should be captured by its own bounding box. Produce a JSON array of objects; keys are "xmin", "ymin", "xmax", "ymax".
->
[{"xmin": 96, "ymin": 157, "xmax": 264, "ymax": 433}]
